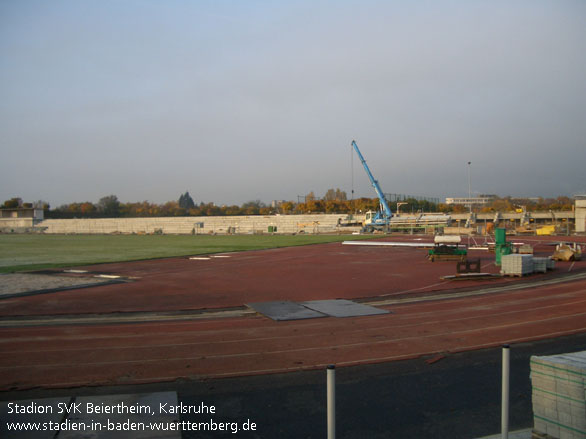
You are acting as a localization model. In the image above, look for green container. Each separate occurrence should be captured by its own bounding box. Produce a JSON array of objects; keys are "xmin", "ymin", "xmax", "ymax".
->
[{"xmin": 495, "ymin": 228, "xmax": 507, "ymax": 245}]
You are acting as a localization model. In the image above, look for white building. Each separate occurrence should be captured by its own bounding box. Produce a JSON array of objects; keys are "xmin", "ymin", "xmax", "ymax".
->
[{"xmin": 445, "ymin": 197, "xmax": 494, "ymax": 206}]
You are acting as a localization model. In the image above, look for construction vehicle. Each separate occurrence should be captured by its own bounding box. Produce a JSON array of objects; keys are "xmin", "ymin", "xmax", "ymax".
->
[
  {"xmin": 351, "ymin": 140, "xmax": 393, "ymax": 232},
  {"xmin": 428, "ymin": 235, "xmax": 468, "ymax": 262}
]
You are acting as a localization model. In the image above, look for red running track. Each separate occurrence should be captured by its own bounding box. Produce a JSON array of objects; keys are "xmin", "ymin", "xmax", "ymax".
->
[
  {"xmin": 1, "ymin": 237, "xmax": 574, "ymax": 317},
  {"xmin": 1, "ymin": 236, "xmax": 585, "ymax": 390}
]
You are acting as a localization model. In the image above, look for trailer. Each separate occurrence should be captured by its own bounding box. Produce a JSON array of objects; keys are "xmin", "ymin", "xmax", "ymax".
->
[{"xmin": 428, "ymin": 235, "xmax": 468, "ymax": 262}]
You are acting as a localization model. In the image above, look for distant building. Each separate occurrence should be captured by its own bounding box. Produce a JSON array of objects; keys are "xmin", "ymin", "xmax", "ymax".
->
[
  {"xmin": 445, "ymin": 196, "xmax": 495, "ymax": 206},
  {"xmin": 0, "ymin": 207, "xmax": 44, "ymax": 220},
  {"xmin": 511, "ymin": 197, "xmax": 541, "ymax": 202},
  {"xmin": 0, "ymin": 207, "xmax": 44, "ymax": 230}
]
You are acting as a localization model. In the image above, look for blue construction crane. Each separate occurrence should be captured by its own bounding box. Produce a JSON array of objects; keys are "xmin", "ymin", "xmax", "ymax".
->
[{"xmin": 351, "ymin": 140, "xmax": 393, "ymax": 231}]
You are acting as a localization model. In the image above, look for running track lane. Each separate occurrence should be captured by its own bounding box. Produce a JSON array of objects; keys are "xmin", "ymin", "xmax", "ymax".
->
[{"xmin": 1, "ymin": 279, "xmax": 586, "ymax": 390}]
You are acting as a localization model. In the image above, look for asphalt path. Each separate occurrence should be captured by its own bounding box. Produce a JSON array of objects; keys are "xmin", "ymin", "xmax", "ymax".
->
[{"xmin": 2, "ymin": 332, "xmax": 585, "ymax": 439}]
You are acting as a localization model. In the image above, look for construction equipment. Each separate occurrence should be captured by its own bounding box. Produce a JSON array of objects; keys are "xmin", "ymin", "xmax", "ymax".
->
[
  {"xmin": 351, "ymin": 140, "xmax": 392, "ymax": 231},
  {"xmin": 536, "ymin": 225, "xmax": 556, "ymax": 236},
  {"xmin": 495, "ymin": 228, "xmax": 513, "ymax": 266},
  {"xmin": 552, "ymin": 243, "xmax": 583, "ymax": 261},
  {"xmin": 428, "ymin": 235, "xmax": 467, "ymax": 262}
]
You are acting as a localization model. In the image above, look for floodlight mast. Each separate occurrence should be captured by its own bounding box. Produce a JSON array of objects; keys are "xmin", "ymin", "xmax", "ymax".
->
[{"xmin": 351, "ymin": 140, "xmax": 393, "ymax": 228}]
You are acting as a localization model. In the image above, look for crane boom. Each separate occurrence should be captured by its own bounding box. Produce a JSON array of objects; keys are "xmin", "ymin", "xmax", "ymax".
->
[{"xmin": 351, "ymin": 140, "xmax": 393, "ymax": 224}]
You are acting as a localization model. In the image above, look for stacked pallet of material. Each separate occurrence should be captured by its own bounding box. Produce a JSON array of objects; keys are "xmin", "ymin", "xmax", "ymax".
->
[
  {"xmin": 530, "ymin": 351, "xmax": 586, "ymax": 439},
  {"xmin": 501, "ymin": 254, "xmax": 534, "ymax": 276},
  {"xmin": 547, "ymin": 258, "xmax": 556, "ymax": 270},
  {"xmin": 533, "ymin": 257, "xmax": 550, "ymax": 274}
]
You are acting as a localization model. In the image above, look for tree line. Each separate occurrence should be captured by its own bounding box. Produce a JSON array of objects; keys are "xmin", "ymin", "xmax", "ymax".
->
[{"xmin": 1, "ymin": 193, "xmax": 575, "ymax": 219}]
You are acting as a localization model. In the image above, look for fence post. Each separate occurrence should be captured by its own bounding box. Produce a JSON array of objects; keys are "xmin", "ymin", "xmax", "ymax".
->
[
  {"xmin": 501, "ymin": 345, "xmax": 510, "ymax": 439},
  {"xmin": 327, "ymin": 365, "xmax": 336, "ymax": 439}
]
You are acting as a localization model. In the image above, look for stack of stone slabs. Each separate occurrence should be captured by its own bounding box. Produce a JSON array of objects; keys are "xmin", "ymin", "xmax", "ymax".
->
[
  {"xmin": 501, "ymin": 254, "xmax": 534, "ymax": 276},
  {"xmin": 547, "ymin": 257, "xmax": 557, "ymax": 270},
  {"xmin": 533, "ymin": 257, "xmax": 551, "ymax": 274},
  {"xmin": 530, "ymin": 351, "xmax": 586, "ymax": 439},
  {"xmin": 248, "ymin": 299, "xmax": 389, "ymax": 321}
]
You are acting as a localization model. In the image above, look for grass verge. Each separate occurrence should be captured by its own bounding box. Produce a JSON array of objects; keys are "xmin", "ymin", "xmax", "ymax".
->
[{"xmin": 0, "ymin": 233, "xmax": 375, "ymax": 273}]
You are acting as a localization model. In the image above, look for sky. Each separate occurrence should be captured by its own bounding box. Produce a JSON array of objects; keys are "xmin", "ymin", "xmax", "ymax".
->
[{"xmin": 1, "ymin": 0, "xmax": 585, "ymax": 208}]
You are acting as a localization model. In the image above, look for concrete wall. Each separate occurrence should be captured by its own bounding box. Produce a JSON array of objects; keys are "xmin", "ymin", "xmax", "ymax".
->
[
  {"xmin": 37, "ymin": 214, "xmax": 356, "ymax": 235},
  {"xmin": 25, "ymin": 207, "xmax": 583, "ymax": 235},
  {"xmin": 576, "ymin": 199, "xmax": 586, "ymax": 233},
  {"xmin": 0, "ymin": 218, "xmax": 35, "ymax": 229}
]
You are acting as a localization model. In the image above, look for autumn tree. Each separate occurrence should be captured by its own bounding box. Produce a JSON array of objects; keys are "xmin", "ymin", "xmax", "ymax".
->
[
  {"xmin": 242, "ymin": 200, "xmax": 265, "ymax": 215},
  {"xmin": 323, "ymin": 188, "xmax": 347, "ymax": 201},
  {"xmin": 203, "ymin": 202, "xmax": 222, "ymax": 216},
  {"xmin": 97, "ymin": 195, "xmax": 120, "ymax": 217},
  {"xmin": 323, "ymin": 189, "xmax": 336, "ymax": 201},
  {"xmin": 303, "ymin": 199, "xmax": 324, "ymax": 213},
  {"xmin": 489, "ymin": 198, "xmax": 514, "ymax": 212},
  {"xmin": 280, "ymin": 201, "xmax": 295, "ymax": 213},
  {"xmin": 158, "ymin": 201, "xmax": 185, "ymax": 216},
  {"xmin": 224, "ymin": 205, "xmax": 243, "ymax": 215},
  {"xmin": 551, "ymin": 197, "xmax": 573, "ymax": 211},
  {"xmin": 350, "ymin": 197, "xmax": 379, "ymax": 213},
  {"xmin": 450, "ymin": 204, "xmax": 468, "ymax": 214},
  {"xmin": 325, "ymin": 200, "xmax": 347, "ymax": 213},
  {"xmin": 437, "ymin": 203, "xmax": 451, "ymax": 213},
  {"xmin": 2, "ymin": 198, "xmax": 21, "ymax": 208},
  {"xmin": 80, "ymin": 202, "xmax": 96, "ymax": 215}
]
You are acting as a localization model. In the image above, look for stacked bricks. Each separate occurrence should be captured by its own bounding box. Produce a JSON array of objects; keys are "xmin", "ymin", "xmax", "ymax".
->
[
  {"xmin": 501, "ymin": 254, "xmax": 534, "ymax": 276},
  {"xmin": 533, "ymin": 257, "xmax": 554, "ymax": 274},
  {"xmin": 547, "ymin": 258, "xmax": 556, "ymax": 270},
  {"xmin": 530, "ymin": 351, "xmax": 586, "ymax": 439}
]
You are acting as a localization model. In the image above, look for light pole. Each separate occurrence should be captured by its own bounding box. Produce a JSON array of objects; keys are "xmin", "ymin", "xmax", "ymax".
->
[{"xmin": 467, "ymin": 161, "xmax": 472, "ymax": 213}]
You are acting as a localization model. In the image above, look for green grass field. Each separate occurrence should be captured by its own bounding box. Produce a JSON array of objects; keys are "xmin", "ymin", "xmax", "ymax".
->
[{"xmin": 0, "ymin": 234, "xmax": 374, "ymax": 273}]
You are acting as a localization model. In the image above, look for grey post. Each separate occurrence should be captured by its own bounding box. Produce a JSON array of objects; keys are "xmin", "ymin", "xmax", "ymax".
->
[
  {"xmin": 327, "ymin": 365, "xmax": 336, "ymax": 439},
  {"xmin": 501, "ymin": 345, "xmax": 510, "ymax": 439}
]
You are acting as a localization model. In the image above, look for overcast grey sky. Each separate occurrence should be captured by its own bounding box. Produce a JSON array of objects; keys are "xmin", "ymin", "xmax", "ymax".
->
[{"xmin": 1, "ymin": 0, "xmax": 585, "ymax": 207}]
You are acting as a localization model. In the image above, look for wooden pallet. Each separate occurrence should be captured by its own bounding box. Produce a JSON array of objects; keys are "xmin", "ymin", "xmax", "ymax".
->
[
  {"xmin": 501, "ymin": 272, "xmax": 532, "ymax": 277},
  {"xmin": 532, "ymin": 429, "xmax": 558, "ymax": 439}
]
